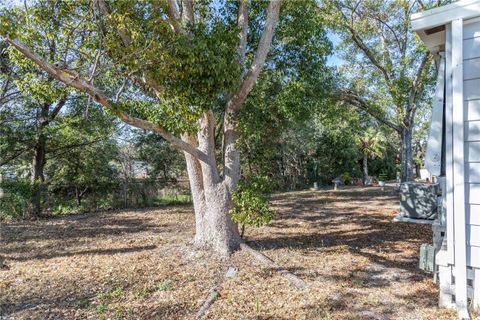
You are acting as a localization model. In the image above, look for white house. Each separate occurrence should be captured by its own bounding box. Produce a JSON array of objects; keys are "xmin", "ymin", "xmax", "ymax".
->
[{"xmin": 411, "ymin": 1, "xmax": 480, "ymax": 318}]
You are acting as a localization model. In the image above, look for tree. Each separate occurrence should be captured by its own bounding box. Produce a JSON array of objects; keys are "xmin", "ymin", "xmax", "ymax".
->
[
  {"xmin": 45, "ymin": 102, "xmax": 118, "ymax": 208},
  {"xmin": 356, "ymin": 127, "xmax": 385, "ymax": 185},
  {"xmin": 0, "ymin": 29, "xmax": 70, "ymax": 217},
  {"xmin": 47, "ymin": 138, "xmax": 118, "ymax": 208},
  {"xmin": 326, "ymin": 0, "xmax": 438, "ymax": 182},
  {"xmin": 1, "ymin": 0, "xmax": 287, "ymax": 255},
  {"xmin": 134, "ymin": 131, "xmax": 185, "ymax": 181},
  {"xmin": 237, "ymin": 4, "xmax": 333, "ymax": 187}
]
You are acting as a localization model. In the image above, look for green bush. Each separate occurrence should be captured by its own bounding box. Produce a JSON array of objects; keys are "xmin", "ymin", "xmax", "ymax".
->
[
  {"xmin": 0, "ymin": 179, "xmax": 35, "ymax": 219},
  {"xmin": 378, "ymin": 173, "xmax": 388, "ymax": 182},
  {"xmin": 340, "ymin": 172, "xmax": 352, "ymax": 185},
  {"xmin": 230, "ymin": 176, "xmax": 275, "ymax": 237}
]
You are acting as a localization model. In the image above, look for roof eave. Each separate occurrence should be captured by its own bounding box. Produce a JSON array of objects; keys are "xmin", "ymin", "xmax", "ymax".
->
[
  {"xmin": 411, "ymin": 0, "xmax": 480, "ymax": 52},
  {"xmin": 411, "ymin": 0, "xmax": 480, "ymax": 31}
]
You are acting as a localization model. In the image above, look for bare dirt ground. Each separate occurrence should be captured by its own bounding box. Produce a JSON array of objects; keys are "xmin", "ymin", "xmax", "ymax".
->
[{"xmin": 0, "ymin": 186, "xmax": 473, "ymax": 319}]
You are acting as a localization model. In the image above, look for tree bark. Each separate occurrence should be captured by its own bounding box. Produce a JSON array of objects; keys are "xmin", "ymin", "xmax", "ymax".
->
[
  {"xmin": 415, "ymin": 162, "xmax": 421, "ymax": 179},
  {"xmin": 75, "ymin": 187, "xmax": 88, "ymax": 207},
  {"xmin": 183, "ymin": 113, "xmax": 241, "ymax": 256},
  {"xmin": 196, "ymin": 181, "xmax": 241, "ymax": 255},
  {"xmin": 28, "ymin": 105, "xmax": 49, "ymax": 218},
  {"xmin": 400, "ymin": 126, "xmax": 414, "ymax": 182},
  {"xmin": 363, "ymin": 153, "xmax": 369, "ymax": 185},
  {"xmin": 75, "ymin": 187, "xmax": 82, "ymax": 206}
]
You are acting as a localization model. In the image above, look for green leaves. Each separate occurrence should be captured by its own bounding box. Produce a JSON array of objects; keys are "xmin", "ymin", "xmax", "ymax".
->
[
  {"xmin": 356, "ymin": 126, "xmax": 386, "ymax": 159},
  {"xmin": 230, "ymin": 176, "xmax": 275, "ymax": 231},
  {"xmin": 97, "ymin": 2, "xmax": 241, "ymax": 130}
]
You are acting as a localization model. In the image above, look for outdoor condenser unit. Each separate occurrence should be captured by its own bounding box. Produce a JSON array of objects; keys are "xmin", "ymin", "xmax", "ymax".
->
[{"xmin": 398, "ymin": 182, "xmax": 440, "ymax": 220}]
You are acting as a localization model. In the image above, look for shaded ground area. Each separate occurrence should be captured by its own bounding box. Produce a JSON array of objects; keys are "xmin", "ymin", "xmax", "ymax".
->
[{"xmin": 0, "ymin": 186, "xmax": 469, "ymax": 319}]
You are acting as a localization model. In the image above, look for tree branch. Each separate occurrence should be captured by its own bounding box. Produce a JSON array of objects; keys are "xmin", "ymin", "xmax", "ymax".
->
[
  {"xmin": 4, "ymin": 37, "xmax": 210, "ymax": 164},
  {"xmin": 336, "ymin": 5, "xmax": 392, "ymax": 86},
  {"xmin": 181, "ymin": 0, "xmax": 194, "ymax": 25},
  {"xmin": 409, "ymin": 51, "xmax": 431, "ymax": 109},
  {"xmin": 222, "ymin": 0, "xmax": 282, "ymax": 188},
  {"xmin": 225, "ymin": 0, "xmax": 282, "ymax": 114},
  {"xmin": 166, "ymin": 0, "xmax": 182, "ymax": 34},
  {"xmin": 373, "ymin": 15, "xmax": 402, "ymax": 55},
  {"xmin": 237, "ymin": 0, "xmax": 249, "ymax": 77},
  {"xmin": 48, "ymin": 96, "xmax": 68, "ymax": 121},
  {"xmin": 346, "ymin": 25, "xmax": 392, "ymax": 86},
  {"xmin": 94, "ymin": 0, "xmax": 164, "ymax": 96},
  {"xmin": 0, "ymin": 147, "xmax": 29, "ymax": 166},
  {"xmin": 47, "ymin": 135, "xmax": 110, "ymax": 157},
  {"xmin": 337, "ymin": 88, "xmax": 401, "ymax": 132}
]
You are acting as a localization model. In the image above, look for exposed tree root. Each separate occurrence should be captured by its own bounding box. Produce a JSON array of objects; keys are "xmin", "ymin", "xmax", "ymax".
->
[
  {"xmin": 196, "ymin": 286, "xmax": 220, "ymax": 319},
  {"xmin": 196, "ymin": 266, "xmax": 237, "ymax": 319},
  {"xmin": 240, "ymin": 242, "xmax": 308, "ymax": 289},
  {"xmin": 196, "ymin": 242, "xmax": 307, "ymax": 318}
]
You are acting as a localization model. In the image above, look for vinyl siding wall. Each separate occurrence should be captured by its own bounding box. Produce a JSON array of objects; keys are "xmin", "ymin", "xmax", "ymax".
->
[{"xmin": 464, "ymin": 19, "xmax": 480, "ymax": 268}]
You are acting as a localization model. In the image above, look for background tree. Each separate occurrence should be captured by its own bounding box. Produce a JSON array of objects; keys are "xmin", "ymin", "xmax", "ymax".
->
[
  {"xmin": 45, "ymin": 102, "xmax": 118, "ymax": 209},
  {"xmin": 325, "ymin": 0, "xmax": 438, "ymax": 182},
  {"xmin": 134, "ymin": 132, "xmax": 185, "ymax": 181},
  {"xmin": 0, "ymin": 1, "xmax": 81, "ymax": 217},
  {"xmin": 356, "ymin": 126, "xmax": 385, "ymax": 185}
]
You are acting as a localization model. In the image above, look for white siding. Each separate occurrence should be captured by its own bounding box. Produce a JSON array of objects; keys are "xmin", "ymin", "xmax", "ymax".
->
[
  {"xmin": 467, "ymin": 163, "xmax": 480, "ymax": 182},
  {"xmin": 467, "ymin": 245, "xmax": 480, "ymax": 268},
  {"xmin": 467, "ymin": 205, "xmax": 480, "ymax": 225},
  {"xmin": 465, "ymin": 20, "xmax": 480, "ymax": 270},
  {"xmin": 468, "ymin": 184, "xmax": 480, "ymax": 204},
  {"xmin": 464, "ymin": 20, "xmax": 480, "ymax": 39},
  {"xmin": 465, "ymin": 79, "xmax": 480, "ymax": 100},
  {"xmin": 464, "ymin": 58, "xmax": 480, "ymax": 80},
  {"xmin": 467, "ymin": 142, "xmax": 480, "ymax": 162},
  {"xmin": 463, "ymin": 37, "xmax": 480, "ymax": 60},
  {"xmin": 466, "ymin": 99, "xmax": 480, "ymax": 121},
  {"xmin": 467, "ymin": 225, "xmax": 480, "ymax": 245},
  {"xmin": 466, "ymin": 121, "xmax": 480, "ymax": 141}
]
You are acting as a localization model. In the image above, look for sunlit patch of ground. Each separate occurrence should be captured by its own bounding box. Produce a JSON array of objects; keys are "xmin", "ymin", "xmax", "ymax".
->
[{"xmin": 0, "ymin": 187, "xmax": 471, "ymax": 319}]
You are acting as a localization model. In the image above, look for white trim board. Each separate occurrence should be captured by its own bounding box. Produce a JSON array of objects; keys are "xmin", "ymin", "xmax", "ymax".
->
[
  {"xmin": 445, "ymin": 23, "xmax": 455, "ymax": 265},
  {"xmin": 412, "ymin": 0, "xmax": 480, "ymax": 31},
  {"xmin": 452, "ymin": 17, "xmax": 469, "ymax": 312}
]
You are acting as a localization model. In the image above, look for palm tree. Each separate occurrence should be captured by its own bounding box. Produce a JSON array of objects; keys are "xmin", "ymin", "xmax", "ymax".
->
[{"xmin": 357, "ymin": 127, "xmax": 386, "ymax": 185}]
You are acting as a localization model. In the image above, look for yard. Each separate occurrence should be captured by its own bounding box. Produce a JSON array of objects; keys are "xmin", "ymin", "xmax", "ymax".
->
[{"xmin": 0, "ymin": 187, "xmax": 466, "ymax": 319}]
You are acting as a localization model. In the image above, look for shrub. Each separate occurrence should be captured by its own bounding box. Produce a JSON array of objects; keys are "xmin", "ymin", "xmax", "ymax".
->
[
  {"xmin": 0, "ymin": 179, "xmax": 36, "ymax": 219},
  {"xmin": 230, "ymin": 176, "xmax": 275, "ymax": 237},
  {"xmin": 340, "ymin": 172, "xmax": 352, "ymax": 185},
  {"xmin": 378, "ymin": 172, "xmax": 388, "ymax": 181}
]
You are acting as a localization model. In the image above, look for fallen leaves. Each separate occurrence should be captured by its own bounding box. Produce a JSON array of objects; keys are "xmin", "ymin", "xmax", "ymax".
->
[{"xmin": 0, "ymin": 187, "xmax": 471, "ymax": 319}]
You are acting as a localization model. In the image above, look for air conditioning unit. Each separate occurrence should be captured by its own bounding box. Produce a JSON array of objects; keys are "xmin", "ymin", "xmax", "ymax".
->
[{"xmin": 398, "ymin": 182, "xmax": 440, "ymax": 220}]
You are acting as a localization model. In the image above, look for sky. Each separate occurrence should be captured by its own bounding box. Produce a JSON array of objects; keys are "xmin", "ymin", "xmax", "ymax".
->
[{"xmin": 327, "ymin": 33, "xmax": 343, "ymax": 67}]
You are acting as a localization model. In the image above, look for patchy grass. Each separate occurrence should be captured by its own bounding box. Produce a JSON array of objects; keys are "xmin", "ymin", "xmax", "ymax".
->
[{"xmin": 0, "ymin": 186, "xmax": 474, "ymax": 319}]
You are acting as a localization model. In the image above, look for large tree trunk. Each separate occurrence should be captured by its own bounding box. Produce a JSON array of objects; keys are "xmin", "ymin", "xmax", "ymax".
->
[
  {"xmin": 196, "ymin": 181, "xmax": 241, "ymax": 255},
  {"xmin": 28, "ymin": 105, "xmax": 49, "ymax": 218},
  {"xmin": 400, "ymin": 126, "xmax": 414, "ymax": 183},
  {"xmin": 363, "ymin": 153, "xmax": 369, "ymax": 185},
  {"xmin": 183, "ymin": 112, "xmax": 241, "ymax": 256}
]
